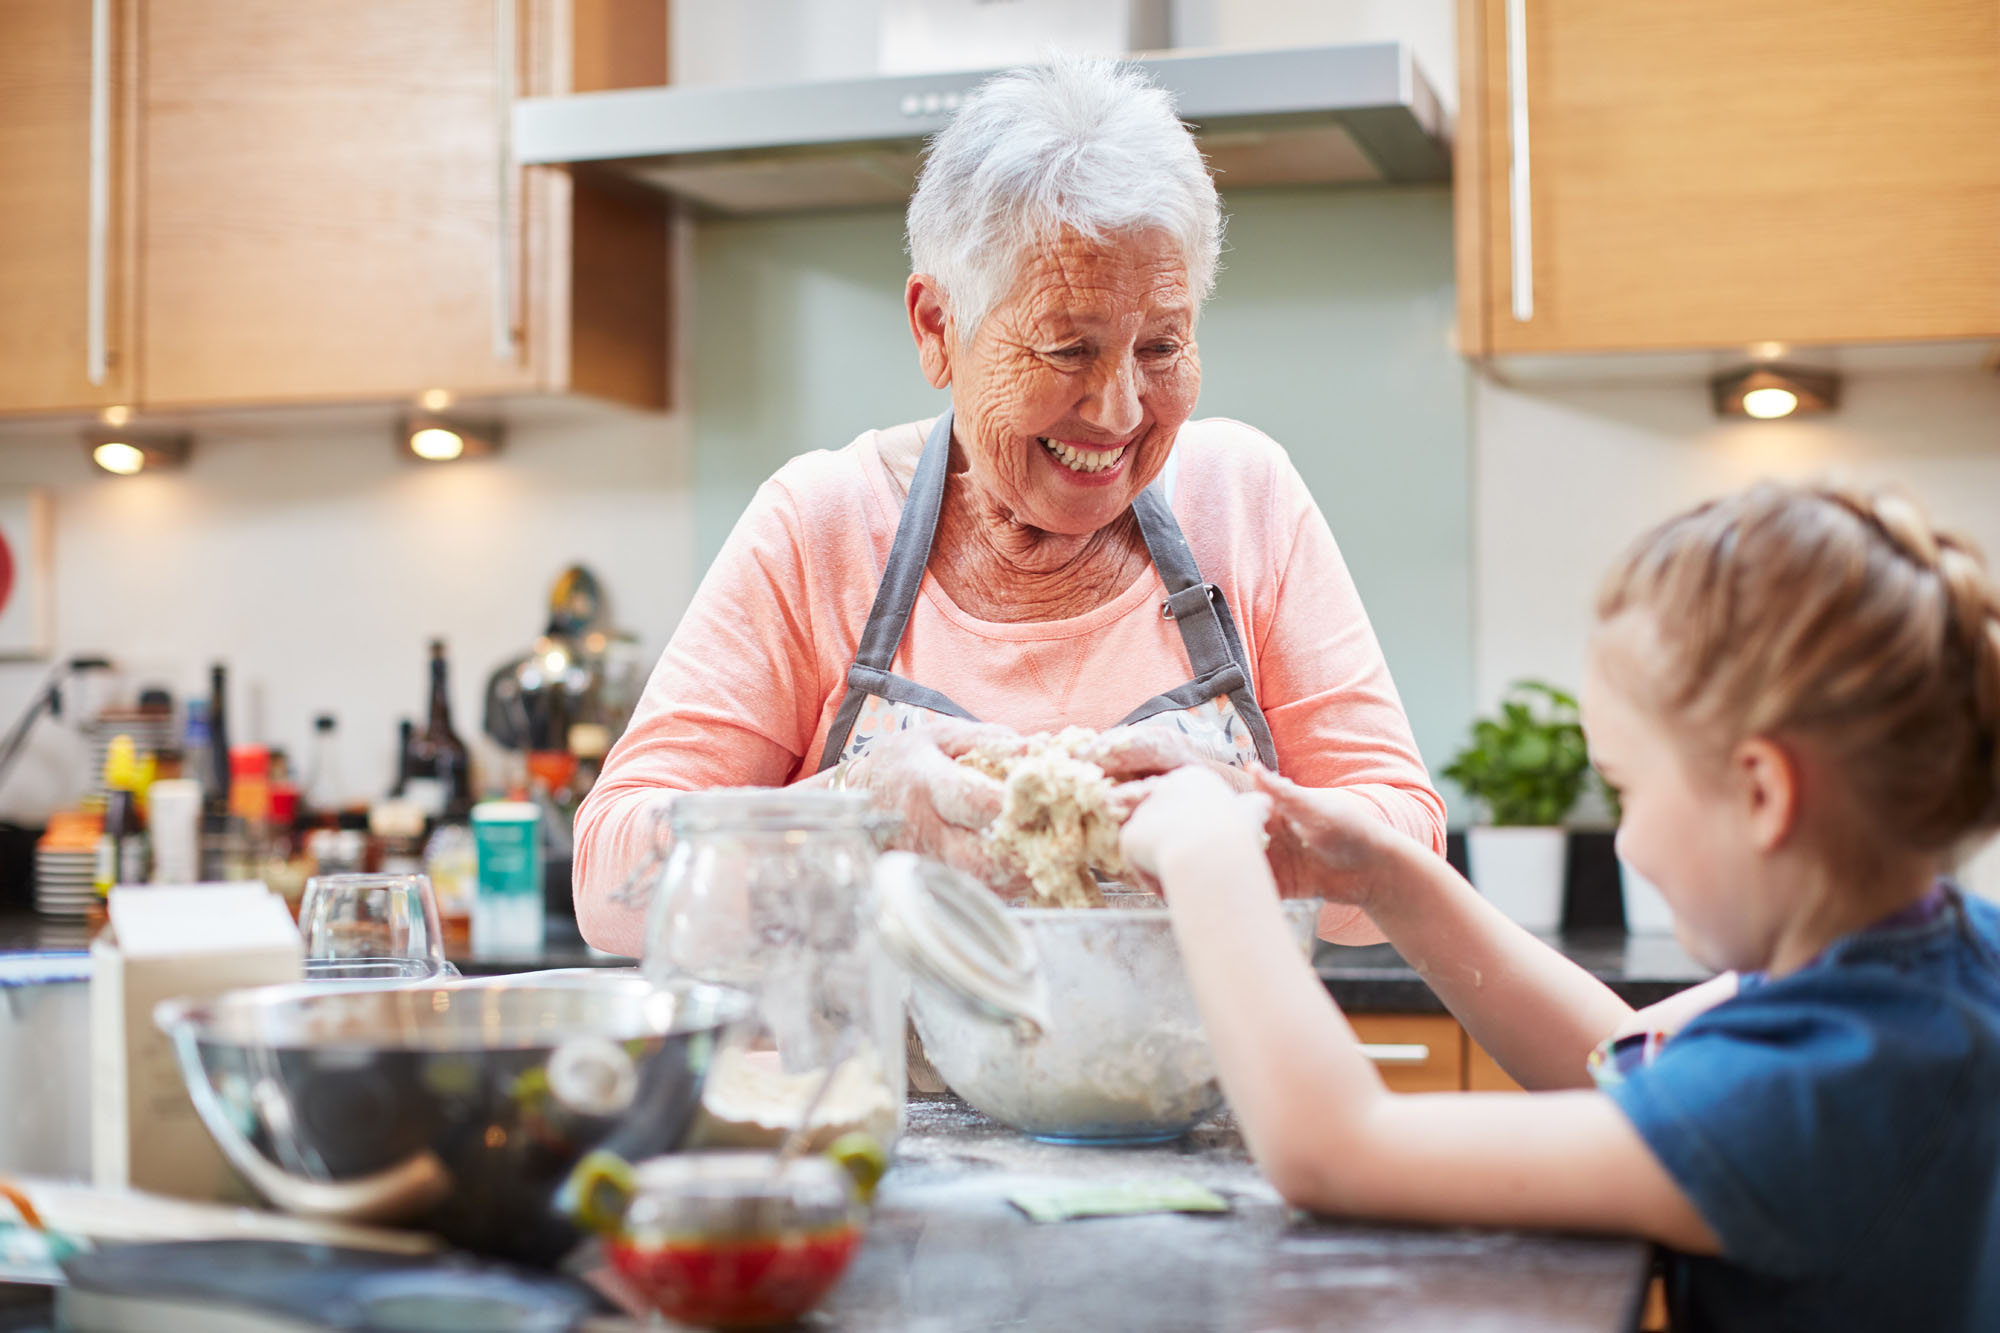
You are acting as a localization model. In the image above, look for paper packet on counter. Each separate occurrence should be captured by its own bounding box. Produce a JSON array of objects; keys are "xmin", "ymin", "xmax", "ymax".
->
[{"xmin": 90, "ymin": 883, "xmax": 301, "ymax": 1202}]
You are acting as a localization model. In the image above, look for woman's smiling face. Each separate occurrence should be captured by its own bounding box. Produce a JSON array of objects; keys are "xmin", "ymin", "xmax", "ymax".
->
[{"xmin": 936, "ymin": 227, "xmax": 1201, "ymax": 536}]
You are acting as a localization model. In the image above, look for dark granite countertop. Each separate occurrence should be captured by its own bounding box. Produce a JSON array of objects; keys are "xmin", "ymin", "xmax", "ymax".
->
[
  {"xmin": 1315, "ymin": 932, "xmax": 1712, "ymax": 1015},
  {"xmin": 827, "ymin": 1094, "xmax": 1649, "ymax": 1331},
  {"xmin": 0, "ymin": 911, "xmax": 1711, "ymax": 1014},
  {"xmin": 0, "ymin": 1095, "xmax": 1648, "ymax": 1333}
]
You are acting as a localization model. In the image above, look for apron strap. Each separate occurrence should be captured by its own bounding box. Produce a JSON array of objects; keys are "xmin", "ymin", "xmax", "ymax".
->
[
  {"xmin": 818, "ymin": 411, "xmax": 957, "ymax": 771},
  {"xmin": 1130, "ymin": 483, "xmax": 1280, "ymax": 769}
]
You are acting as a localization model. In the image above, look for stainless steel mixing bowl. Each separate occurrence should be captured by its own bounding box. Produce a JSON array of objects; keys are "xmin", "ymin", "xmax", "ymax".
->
[
  {"xmin": 908, "ymin": 897, "xmax": 1322, "ymax": 1143},
  {"xmin": 155, "ymin": 973, "xmax": 750, "ymax": 1265}
]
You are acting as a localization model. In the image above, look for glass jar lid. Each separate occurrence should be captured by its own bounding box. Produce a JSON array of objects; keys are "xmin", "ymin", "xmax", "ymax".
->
[{"xmin": 668, "ymin": 788, "xmax": 891, "ymax": 836}]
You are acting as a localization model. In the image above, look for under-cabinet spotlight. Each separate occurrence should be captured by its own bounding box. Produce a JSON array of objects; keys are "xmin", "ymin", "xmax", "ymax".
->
[
  {"xmin": 399, "ymin": 413, "xmax": 503, "ymax": 463},
  {"xmin": 1710, "ymin": 364, "xmax": 1840, "ymax": 420},
  {"xmin": 82, "ymin": 428, "xmax": 192, "ymax": 476}
]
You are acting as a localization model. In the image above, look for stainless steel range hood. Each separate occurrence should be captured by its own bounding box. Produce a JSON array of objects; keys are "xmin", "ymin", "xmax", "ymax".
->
[{"xmin": 513, "ymin": 43, "xmax": 1451, "ymax": 214}]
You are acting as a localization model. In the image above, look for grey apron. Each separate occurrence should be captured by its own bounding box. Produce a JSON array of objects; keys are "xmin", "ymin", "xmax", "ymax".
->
[{"xmin": 816, "ymin": 410, "xmax": 1279, "ymax": 772}]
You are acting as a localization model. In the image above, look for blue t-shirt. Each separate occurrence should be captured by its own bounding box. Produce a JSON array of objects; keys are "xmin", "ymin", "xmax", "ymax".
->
[{"xmin": 1603, "ymin": 886, "xmax": 2000, "ymax": 1332}]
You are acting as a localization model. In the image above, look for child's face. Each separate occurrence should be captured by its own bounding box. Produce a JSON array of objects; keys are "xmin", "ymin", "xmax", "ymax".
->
[{"xmin": 1583, "ymin": 617, "xmax": 1786, "ymax": 974}]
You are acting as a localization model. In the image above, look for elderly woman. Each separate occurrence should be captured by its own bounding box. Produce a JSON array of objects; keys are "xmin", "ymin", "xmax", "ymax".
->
[{"xmin": 574, "ymin": 56, "xmax": 1444, "ymax": 955}]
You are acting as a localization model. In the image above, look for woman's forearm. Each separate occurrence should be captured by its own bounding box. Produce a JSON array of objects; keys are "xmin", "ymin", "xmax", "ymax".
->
[{"xmin": 1363, "ymin": 839, "xmax": 1632, "ymax": 1089}]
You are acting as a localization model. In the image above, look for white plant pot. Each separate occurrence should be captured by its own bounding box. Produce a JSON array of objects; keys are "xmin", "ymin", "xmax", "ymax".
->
[
  {"xmin": 1466, "ymin": 826, "xmax": 1568, "ymax": 932},
  {"xmin": 1619, "ymin": 861, "xmax": 1676, "ymax": 934}
]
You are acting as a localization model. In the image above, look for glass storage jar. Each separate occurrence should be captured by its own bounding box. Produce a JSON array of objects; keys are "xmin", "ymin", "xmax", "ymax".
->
[{"xmin": 643, "ymin": 790, "xmax": 906, "ymax": 1153}]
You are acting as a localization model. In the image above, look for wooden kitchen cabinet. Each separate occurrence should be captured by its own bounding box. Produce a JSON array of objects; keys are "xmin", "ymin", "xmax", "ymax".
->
[
  {"xmin": 1465, "ymin": 1038, "xmax": 1525, "ymax": 1093},
  {"xmin": 1456, "ymin": 0, "xmax": 2000, "ymax": 356},
  {"xmin": 0, "ymin": 0, "xmax": 136, "ymax": 413},
  {"xmin": 1352, "ymin": 1014, "xmax": 1529, "ymax": 1092},
  {"xmin": 0, "ymin": 0, "xmax": 666, "ymax": 418},
  {"xmin": 1350, "ymin": 1014, "xmax": 1467, "ymax": 1093},
  {"xmin": 139, "ymin": 0, "xmax": 668, "ymax": 411}
]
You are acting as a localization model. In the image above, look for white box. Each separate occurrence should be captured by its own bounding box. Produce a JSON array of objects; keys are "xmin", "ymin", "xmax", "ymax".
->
[
  {"xmin": 90, "ymin": 884, "xmax": 301, "ymax": 1202},
  {"xmin": 879, "ymin": 0, "xmax": 1170, "ymax": 76}
]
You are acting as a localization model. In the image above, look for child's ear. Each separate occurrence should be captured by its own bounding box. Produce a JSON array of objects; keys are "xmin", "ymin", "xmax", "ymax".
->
[{"xmin": 1734, "ymin": 737, "xmax": 1799, "ymax": 851}]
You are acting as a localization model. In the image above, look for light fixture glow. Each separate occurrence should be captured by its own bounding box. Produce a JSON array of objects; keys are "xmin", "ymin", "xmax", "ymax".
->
[
  {"xmin": 419, "ymin": 388, "xmax": 454, "ymax": 412},
  {"xmin": 93, "ymin": 441, "xmax": 145, "ymax": 475},
  {"xmin": 1710, "ymin": 364, "xmax": 1839, "ymax": 420},
  {"xmin": 101, "ymin": 405, "xmax": 132, "ymax": 428},
  {"xmin": 1741, "ymin": 386, "xmax": 1800, "ymax": 420},
  {"xmin": 410, "ymin": 427, "xmax": 466, "ymax": 461},
  {"xmin": 398, "ymin": 413, "xmax": 501, "ymax": 464}
]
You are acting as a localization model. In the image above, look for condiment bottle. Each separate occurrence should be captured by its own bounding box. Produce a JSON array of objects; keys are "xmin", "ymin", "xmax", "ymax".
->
[{"xmin": 94, "ymin": 735, "xmax": 148, "ymax": 895}]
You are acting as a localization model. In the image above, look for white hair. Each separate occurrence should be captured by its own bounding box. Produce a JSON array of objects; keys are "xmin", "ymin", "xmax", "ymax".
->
[{"xmin": 905, "ymin": 54, "xmax": 1224, "ymax": 337}]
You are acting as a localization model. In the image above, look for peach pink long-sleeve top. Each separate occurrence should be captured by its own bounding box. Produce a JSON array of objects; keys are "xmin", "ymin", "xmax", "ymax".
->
[{"xmin": 574, "ymin": 417, "xmax": 1447, "ymax": 955}]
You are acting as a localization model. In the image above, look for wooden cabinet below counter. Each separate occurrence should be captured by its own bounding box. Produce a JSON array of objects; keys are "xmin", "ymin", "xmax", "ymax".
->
[{"xmin": 1352, "ymin": 1013, "xmax": 1526, "ymax": 1093}]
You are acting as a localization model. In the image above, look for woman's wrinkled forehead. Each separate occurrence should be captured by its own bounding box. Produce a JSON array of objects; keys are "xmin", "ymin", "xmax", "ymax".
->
[{"xmin": 982, "ymin": 228, "xmax": 1195, "ymax": 335}]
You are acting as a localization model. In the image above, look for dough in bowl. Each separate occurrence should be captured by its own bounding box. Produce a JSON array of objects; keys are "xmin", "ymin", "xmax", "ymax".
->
[{"xmin": 959, "ymin": 728, "xmax": 1128, "ymax": 908}]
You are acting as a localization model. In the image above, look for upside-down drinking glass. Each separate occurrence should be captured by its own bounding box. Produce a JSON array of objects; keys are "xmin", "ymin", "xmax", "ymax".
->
[{"xmin": 297, "ymin": 872, "xmax": 455, "ymax": 981}]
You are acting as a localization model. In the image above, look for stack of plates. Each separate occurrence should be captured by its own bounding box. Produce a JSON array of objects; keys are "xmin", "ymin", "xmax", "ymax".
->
[
  {"xmin": 35, "ymin": 849, "xmax": 97, "ymax": 918},
  {"xmin": 36, "ymin": 811, "xmax": 102, "ymax": 920}
]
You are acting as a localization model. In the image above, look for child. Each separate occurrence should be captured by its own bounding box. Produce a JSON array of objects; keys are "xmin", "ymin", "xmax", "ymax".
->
[{"xmin": 1120, "ymin": 480, "xmax": 2000, "ymax": 1333}]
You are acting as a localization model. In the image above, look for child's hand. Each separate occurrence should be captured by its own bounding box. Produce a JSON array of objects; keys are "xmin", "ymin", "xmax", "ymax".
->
[
  {"xmin": 1118, "ymin": 766, "xmax": 1270, "ymax": 890},
  {"xmin": 1250, "ymin": 768, "xmax": 1397, "ymax": 910}
]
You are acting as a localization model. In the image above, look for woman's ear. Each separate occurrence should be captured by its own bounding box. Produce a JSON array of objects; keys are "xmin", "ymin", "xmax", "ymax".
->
[
  {"xmin": 1734, "ymin": 737, "xmax": 1799, "ymax": 852},
  {"xmin": 907, "ymin": 274, "xmax": 953, "ymax": 389}
]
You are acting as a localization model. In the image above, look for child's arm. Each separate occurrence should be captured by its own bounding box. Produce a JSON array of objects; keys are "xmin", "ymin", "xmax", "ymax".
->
[
  {"xmin": 1252, "ymin": 768, "xmax": 1635, "ymax": 1090},
  {"xmin": 1123, "ymin": 769, "xmax": 1718, "ymax": 1252}
]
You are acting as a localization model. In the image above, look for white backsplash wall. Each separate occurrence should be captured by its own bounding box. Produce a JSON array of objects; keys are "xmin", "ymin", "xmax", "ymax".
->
[
  {"xmin": 0, "ymin": 410, "xmax": 692, "ymax": 824},
  {"xmin": 1473, "ymin": 367, "xmax": 2000, "ymax": 893}
]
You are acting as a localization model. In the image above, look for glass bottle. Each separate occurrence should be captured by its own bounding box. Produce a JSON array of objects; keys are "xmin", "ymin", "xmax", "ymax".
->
[
  {"xmin": 404, "ymin": 641, "xmax": 473, "ymax": 821},
  {"xmin": 180, "ymin": 699, "xmax": 214, "ymax": 806},
  {"xmin": 645, "ymin": 790, "xmax": 907, "ymax": 1154},
  {"xmin": 205, "ymin": 663, "xmax": 233, "ymax": 816},
  {"xmin": 302, "ymin": 713, "xmax": 345, "ymax": 821}
]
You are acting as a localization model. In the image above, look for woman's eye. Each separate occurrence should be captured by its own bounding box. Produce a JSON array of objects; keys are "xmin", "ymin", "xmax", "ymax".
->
[
  {"xmin": 1143, "ymin": 342, "xmax": 1181, "ymax": 358},
  {"xmin": 1047, "ymin": 346, "xmax": 1090, "ymax": 362}
]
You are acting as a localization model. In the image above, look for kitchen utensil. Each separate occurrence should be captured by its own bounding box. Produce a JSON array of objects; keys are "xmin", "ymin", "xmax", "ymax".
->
[
  {"xmin": 154, "ymin": 973, "xmax": 751, "ymax": 1266},
  {"xmin": 565, "ymin": 1146, "xmax": 877, "ymax": 1329},
  {"xmin": 909, "ymin": 894, "xmax": 1323, "ymax": 1143},
  {"xmin": 870, "ymin": 851, "xmax": 1048, "ymax": 1039},
  {"xmin": 297, "ymin": 872, "xmax": 453, "ymax": 980}
]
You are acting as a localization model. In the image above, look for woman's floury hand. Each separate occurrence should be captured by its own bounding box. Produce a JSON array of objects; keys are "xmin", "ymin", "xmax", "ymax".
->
[
  {"xmin": 1080, "ymin": 724, "xmax": 1245, "ymax": 785},
  {"xmin": 847, "ymin": 719, "xmax": 1031, "ymax": 895}
]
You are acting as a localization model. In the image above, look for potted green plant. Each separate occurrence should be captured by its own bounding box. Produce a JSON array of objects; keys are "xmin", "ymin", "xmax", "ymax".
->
[{"xmin": 1443, "ymin": 680, "xmax": 1590, "ymax": 931}]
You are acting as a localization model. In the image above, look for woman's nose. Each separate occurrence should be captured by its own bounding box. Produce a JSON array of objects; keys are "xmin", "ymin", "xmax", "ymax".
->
[{"xmin": 1078, "ymin": 352, "xmax": 1143, "ymax": 437}]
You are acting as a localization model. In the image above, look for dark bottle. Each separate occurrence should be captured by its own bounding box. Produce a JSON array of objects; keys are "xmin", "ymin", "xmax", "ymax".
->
[
  {"xmin": 206, "ymin": 663, "xmax": 233, "ymax": 815},
  {"xmin": 391, "ymin": 719, "xmax": 414, "ymax": 797},
  {"xmin": 405, "ymin": 640, "xmax": 473, "ymax": 820}
]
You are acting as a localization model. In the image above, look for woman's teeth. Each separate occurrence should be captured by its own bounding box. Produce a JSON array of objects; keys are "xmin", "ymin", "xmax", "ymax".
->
[{"xmin": 1039, "ymin": 438, "xmax": 1127, "ymax": 474}]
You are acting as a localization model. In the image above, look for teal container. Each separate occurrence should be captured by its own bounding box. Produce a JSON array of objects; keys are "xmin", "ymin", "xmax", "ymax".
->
[{"xmin": 470, "ymin": 801, "xmax": 545, "ymax": 954}]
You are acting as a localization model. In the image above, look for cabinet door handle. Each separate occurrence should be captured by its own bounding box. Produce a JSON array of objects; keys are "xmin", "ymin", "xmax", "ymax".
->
[
  {"xmin": 86, "ymin": 0, "xmax": 112, "ymax": 385},
  {"xmin": 1360, "ymin": 1043, "xmax": 1432, "ymax": 1066},
  {"xmin": 492, "ymin": 0, "xmax": 518, "ymax": 361},
  {"xmin": 1504, "ymin": 0, "xmax": 1535, "ymax": 322}
]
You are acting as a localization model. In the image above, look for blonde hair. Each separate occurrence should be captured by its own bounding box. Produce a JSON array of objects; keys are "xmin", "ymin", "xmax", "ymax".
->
[{"xmin": 1597, "ymin": 480, "xmax": 2000, "ymax": 853}]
